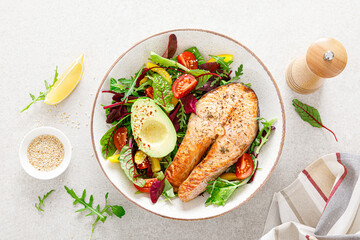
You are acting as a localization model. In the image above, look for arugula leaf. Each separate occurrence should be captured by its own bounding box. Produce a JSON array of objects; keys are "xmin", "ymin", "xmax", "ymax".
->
[
  {"xmin": 231, "ymin": 64, "xmax": 243, "ymax": 81},
  {"xmin": 119, "ymin": 145, "xmax": 145, "ymax": 187},
  {"xmin": 64, "ymin": 186, "xmax": 125, "ymax": 240},
  {"xmin": 149, "ymin": 73, "xmax": 174, "ymax": 112},
  {"xmin": 21, "ymin": 67, "xmax": 59, "ymax": 112},
  {"xmin": 35, "ymin": 189, "xmax": 55, "ymax": 212},
  {"xmin": 122, "ymin": 66, "xmax": 144, "ymax": 101},
  {"xmin": 150, "ymin": 51, "xmax": 189, "ymax": 72},
  {"xmin": 184, "ymin": 46, "xmax": 206, "ymax": 65},
  {"xmin": 208, "ymin": 55, "xmax": 233, "ymax": 72},
  {"xmin": 100, "ymin": 114, "xmax": 131, "ymax": 159},
  {"xmin": 292, "ymin": 99, "xmax": 338, "ymax": 141}
]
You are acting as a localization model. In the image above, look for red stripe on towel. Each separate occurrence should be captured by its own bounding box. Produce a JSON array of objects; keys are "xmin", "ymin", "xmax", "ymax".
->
[
  {"xmin": 302, "ymin": 169, "xmax": 328, "ymax": 202},
  {"xmin": 323, "ymin": 153, "xmax": 347, "ymax": 211}
]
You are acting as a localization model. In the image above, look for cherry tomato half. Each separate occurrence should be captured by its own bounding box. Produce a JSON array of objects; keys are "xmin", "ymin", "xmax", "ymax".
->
[
  {"xmin": 137, "ymin": 158, "xmax": 150, "ymax": 170},
  {"xmin": 145, "ymin": 86, "xmax": 153, "ymax": 99},
  {"xmin": 172, "ymin": 74, "xmax": 197, "ymax": 99},
  {"xmin": 177, "ymin": 52, "xmax": 198, "ymax": 69},
  {"xmin": 235, "ymin": 153, "xmax": 254, "ymax": 179},
  {"xmin": 134, "ymin": 178, "xmax": 158, "ymax": 193},
  {"xmin": 114, "ymin": 127, "xmax": 127, "ymax": 151}
]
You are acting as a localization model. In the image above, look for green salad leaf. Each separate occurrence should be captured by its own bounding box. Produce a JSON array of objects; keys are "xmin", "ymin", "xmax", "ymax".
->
[
  {"xmin": 184, "ymin": 46, "xmax": 206, "ymax": 65},
  {"xmin": 21, "ymin": 67, "xmax": 59, "ymax": 112},
  {"xmin": 149, "ymin": 73, "xmax": 174, "ymax": 112},
  {"xmin": 250, "ymin": 118, "xmax": 277, "ymax": 155},
  {"xmin": 119, "ymin": 145, "xmax": 145, "ymax": 187},
  {"xmin": 122, "ymin": 66, "xmax": 144, "ymax": 101},
  {"xmin": 292, "ymin": 99, "xmax": 338, "ymax": 141},
  {"xmin": 110, "ymin": 78, "xmax": 133, "ymax": 93},
  {"xmin": 205, "ymin": 178, "xmax": 242, "ymax": 206},
  {"xmin": 150, "ymin": 51, "xmax": 189, "ymax": 72},
  {"xmin": 209, "ymin": 55, "xmax": 233, "ymax": 72},
  {"xmin": 162, "ymin": 179, "xmax": 176, "ymax": 202},
  {"xmin": 35, "ymin": 189, "xmax": 55, "ymax": 212},
  {"xmin": 64, "ymin": 186, "xmax": 125, "ymax": 240}
]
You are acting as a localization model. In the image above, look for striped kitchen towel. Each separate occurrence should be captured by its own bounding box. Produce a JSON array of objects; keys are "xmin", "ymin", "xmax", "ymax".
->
[{"xmin": 261, "ymin": 153, "xmax": 360, "ymax": 240}]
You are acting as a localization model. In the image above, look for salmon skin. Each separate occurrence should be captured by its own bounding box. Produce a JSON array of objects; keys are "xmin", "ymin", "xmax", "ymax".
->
[{"xmin": 165, "ymin": 83, "xmax": 258, "ymax": 201}]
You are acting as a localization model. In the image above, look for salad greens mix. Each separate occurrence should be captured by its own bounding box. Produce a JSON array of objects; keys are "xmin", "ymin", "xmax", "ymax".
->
[{"xmin": 100, "ymin": 34, "xmax": 276, "ymax": 206}]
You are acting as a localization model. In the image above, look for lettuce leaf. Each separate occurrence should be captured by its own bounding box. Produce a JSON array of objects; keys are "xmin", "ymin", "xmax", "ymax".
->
[
  {"xmin": 150, "ymin": 73, "xmax": 174, "ymax": 112},
  {"xmin": 119, "ymin": 145, "xmax": 145, "ymax": 187}
]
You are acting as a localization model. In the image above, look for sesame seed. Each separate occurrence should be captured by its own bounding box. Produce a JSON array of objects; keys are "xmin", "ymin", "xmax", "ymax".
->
[{"xmin": 27, "ymin": 135, "xmax": 64, "ymax": 172}]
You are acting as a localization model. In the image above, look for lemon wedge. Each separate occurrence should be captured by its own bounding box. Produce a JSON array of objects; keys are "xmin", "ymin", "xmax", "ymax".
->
[{"xmin": 44, "ymin": 54, "xmax": 84, "ymax": 105}]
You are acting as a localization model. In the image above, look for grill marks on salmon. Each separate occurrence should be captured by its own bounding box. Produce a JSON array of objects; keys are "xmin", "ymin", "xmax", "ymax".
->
[{"xmin": 165, "ymin": 83, "xmax": 259, "ymax": 201}]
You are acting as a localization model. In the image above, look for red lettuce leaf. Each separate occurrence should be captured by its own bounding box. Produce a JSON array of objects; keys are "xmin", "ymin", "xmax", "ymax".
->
[
  {"xmin": 198, "ymin": 62, "xmax": 220, "ymax": 73},
  {"xmin": 162, "ymin": 34, "xmax": 177, "ymax": 59},
  {"xmin": 168, "ymin": 103, "xmax": 181, "ymax": 131},
  {"xmin": 150, "ymin": 179, "xmax": 165, "ymax": 203},
  {"xmin": 181, "ymin": 94, "xmax": 197, "ymax": 114},
  {"xmin": 106, "ymin": 105, "xmax": 129, "ymax": 123}
]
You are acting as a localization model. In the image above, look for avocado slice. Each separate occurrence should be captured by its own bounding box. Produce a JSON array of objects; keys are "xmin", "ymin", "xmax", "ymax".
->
[{"xmin": 131, "ymin": 98, "xmax": 176, "ymax": 158}]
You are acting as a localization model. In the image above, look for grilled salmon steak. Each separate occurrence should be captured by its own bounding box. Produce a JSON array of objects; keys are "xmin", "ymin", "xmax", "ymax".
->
[{"xmin": 165, "ymin": 83, "xmax": 258, "ymax": 202}]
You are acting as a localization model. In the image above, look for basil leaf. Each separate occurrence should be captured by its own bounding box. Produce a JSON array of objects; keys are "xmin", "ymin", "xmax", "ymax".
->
[
  {"xmin": 184, "ymin": 46, "xmax": 206, "ymax": 65},
  {"xmin": 150, "ymin": 73, "xmax": 174, "ymax": 112},
  {"xmin": 119, "ymin": 145, "xmax": 145, "ymax": 187}
]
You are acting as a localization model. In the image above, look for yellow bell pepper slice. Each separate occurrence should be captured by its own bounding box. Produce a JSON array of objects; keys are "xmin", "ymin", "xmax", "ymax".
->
[
  {"xmin": 220, "ymin": 172, "xmax": 238, "ymax": 181},
  {"xmin": 139, "ymin": 77, "xmax": 148, "ymax": 86},
  {"xmin": 107, "ymin": 154, "xmax": 120, "ymax": 163},
  {"xmin": 207, "ymin": 54, "xmax": 233, "ymax": 63},
  {"xmin": 146, "ymin": 62, "xmax": 172, "ymax": 84},
  {"xmin": 149, "ymin": 157, "xmax": 161, "ymax": 172}
]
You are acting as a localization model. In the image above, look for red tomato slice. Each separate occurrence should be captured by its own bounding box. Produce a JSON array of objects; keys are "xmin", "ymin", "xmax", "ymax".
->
[
  {"xmin": 137, "ymin": 158, "xmax": 150, "ymax": 170},
  {"xmin": 114, "ymin": 127, "xmax": 127, "ymax": 151},
  {"xmin": 177, "ymin": 52, "xmax": 198, "ymax": 69},
  {"xmin": 145, "ymin": 86, "xmax": 153, "ymax": 99},
  {"xmin": 172, "ymin": 74, "xmax": 197, "ymax": 99},
  {"xmin": 134, "ymin": 178, "xmax": 158, "ymax": 193},
  {"xmin": 235, "ymin": 153, "xmax": 254, "ymax": 179}
]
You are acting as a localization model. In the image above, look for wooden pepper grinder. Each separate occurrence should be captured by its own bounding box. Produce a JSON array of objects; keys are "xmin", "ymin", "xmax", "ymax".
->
[{"xmin": 286, "ymin": 38, "xmax": 347, "ymax": 94}]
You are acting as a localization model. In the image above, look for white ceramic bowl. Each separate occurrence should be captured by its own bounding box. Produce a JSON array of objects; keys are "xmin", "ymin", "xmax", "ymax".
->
[
  {"xmin": 91, "ymin": 29, "xmax": 285, "ymax": 220},
  {"xmin": 19, "ymin": 126, "xmax": 72, "ymax": 180}
]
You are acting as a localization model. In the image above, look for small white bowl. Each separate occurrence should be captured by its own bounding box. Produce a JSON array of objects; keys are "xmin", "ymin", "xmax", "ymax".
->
[{"xmin": 19, "ymin": 126, "xmax": 72, "ymax": 180}]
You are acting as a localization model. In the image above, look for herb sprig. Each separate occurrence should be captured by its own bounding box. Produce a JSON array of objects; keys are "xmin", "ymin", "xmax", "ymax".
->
[
  {"xmin": 21, "ymin": 67, "xmax": 59, "ymax": 112},
  {"xmin": 64, "ymin": 186, "xmax": 125, "ymax": 240},
  {"xmin": 35, "ymin": 189, "xmax": 55, "ymax": 212}
]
